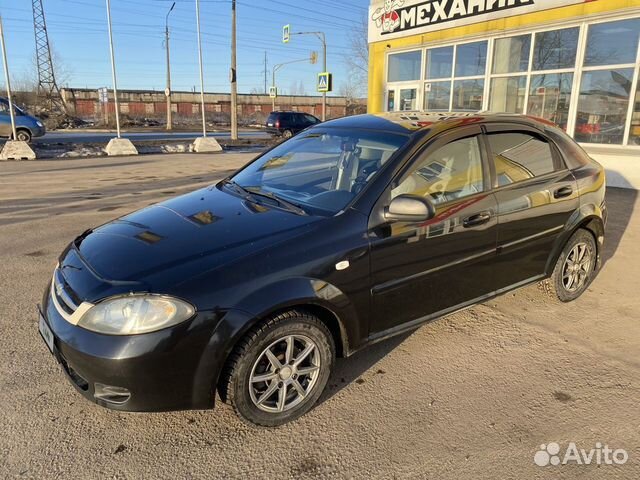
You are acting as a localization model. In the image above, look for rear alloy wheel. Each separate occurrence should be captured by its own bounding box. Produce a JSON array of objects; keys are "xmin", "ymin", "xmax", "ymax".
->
[
  {"xmin": 220, "ymin": 310, "xmax": 334, "ymax": 427},
  {"xmin": 282, "ymin": 129, "xmax": 293, "ymax": 139},
  {"xmin": 547, "ymin": 229, "xmax": 597, "ymax": 302},
  {"xmin": 14, "ymin": 129, "xmax": 32, "ymax": 143}
]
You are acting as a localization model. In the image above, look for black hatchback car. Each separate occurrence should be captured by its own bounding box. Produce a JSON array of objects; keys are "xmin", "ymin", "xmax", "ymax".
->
[
  {"xmin": 39, "ymin": 113, "xmax": 606, "ymax": 426},
  {"xmin": 265, "ymin": 110, "xmax": 321, "ymax": 138}
]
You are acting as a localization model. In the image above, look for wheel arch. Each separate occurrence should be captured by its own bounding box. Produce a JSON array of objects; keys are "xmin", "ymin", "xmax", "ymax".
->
[{"xmin": 546, "ymin": 209, "xmax": 605, "ymax": 275}]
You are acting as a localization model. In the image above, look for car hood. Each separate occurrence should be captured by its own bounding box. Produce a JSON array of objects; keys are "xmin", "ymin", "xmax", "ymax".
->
[{"xmin": 74, "ymin": 185, "xmax": 322, "ymax": 284}]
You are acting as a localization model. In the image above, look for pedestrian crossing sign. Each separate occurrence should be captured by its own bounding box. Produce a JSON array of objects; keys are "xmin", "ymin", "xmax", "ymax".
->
[
  {"xmin": 269, "ymin": 86, "xmax": 277, "ymax": 98},
  {"xmin": 317, "ymin": 72, "xmax": 332, "ymax": 93}
]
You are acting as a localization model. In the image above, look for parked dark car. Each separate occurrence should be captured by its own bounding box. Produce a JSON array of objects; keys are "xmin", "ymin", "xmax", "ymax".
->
[
  {"xmin": 39, "ymin": 112, "xmax": 606, "ymax": 426},
  {"xmin": 266, "ymin": 110, "xmax": 320, "ymax": 138},
  {"xmin": 0, "ymin": 97, "xmax": 46, "ymax": 142}
]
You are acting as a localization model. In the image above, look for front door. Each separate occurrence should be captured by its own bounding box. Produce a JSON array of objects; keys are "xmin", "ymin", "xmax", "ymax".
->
[
  {"xmin": 0, "ymin": 100, "xmax": 11, "ymax": 137},
  {"xmin": 368, "ymin": 126, "xmax": 498, "ymax": 336}
]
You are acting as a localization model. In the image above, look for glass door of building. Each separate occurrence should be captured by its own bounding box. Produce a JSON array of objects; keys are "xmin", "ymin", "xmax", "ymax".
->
[{"xmin": 386, "ymin": 85, "xmax": 420, "ymax": 112}]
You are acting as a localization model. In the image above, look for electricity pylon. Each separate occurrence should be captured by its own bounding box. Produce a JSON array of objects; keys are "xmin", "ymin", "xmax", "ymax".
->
[{"xmin": 32, "ymin": 0, "xmax": 67, "ymax": 114}]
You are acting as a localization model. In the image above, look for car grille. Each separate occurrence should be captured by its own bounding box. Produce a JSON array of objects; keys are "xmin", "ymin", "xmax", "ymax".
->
[{"xmin": 51, "ymin": 268, "xmax": 80, "ymax": 317}]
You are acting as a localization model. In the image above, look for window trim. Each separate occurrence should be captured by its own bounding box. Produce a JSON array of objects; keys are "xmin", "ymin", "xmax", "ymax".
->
[
  {"xmin": 483, "ymin": 125, "xmax": 568, "ymax": 190},
  {"xmin": 387, "ymin": 125, "xmax": 489, "ymax": 209}
]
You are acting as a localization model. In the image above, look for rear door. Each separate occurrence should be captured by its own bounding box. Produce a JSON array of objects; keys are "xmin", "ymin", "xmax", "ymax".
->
[
  {"xmin": 368, "ymin": 126, "xmax": 499, "ymax": 335},
  {"xmin": 485, "ymin": 124, "xmax": 579, "ymax": 292}
]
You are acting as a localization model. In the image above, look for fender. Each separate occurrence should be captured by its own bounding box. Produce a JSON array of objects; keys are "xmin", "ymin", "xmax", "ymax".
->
[
  {"xmin": 545, "ymin": 202, "xmax": 605, "ymax": 275},
  {"xmin": 232, "ymin": 276, "xmax": 361, "ymax": 357},
  {"xmin": 192, "ymin": 277, "xmax": 362, "ymax": 406}
]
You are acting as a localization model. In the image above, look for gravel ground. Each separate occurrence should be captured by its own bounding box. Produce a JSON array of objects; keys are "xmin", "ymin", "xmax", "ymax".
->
[{"xmin": 0, "ymin": 153, "xmax": 638, "ymax": 479}]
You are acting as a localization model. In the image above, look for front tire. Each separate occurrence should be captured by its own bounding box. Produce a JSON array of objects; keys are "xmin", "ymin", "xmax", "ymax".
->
[
  {"xmin": 14, "ymin": 129, "xmax": 32, "ymax": 143},
  {"xmin": 547, "ymin": 229, "xmax": 598, "ymax": 302},
  {"xmin": 220, "ymin": 310, "xmax": 335, "ymax": 427}
]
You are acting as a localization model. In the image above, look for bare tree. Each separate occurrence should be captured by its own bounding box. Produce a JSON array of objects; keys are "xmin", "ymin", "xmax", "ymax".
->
[
  {"xmin": 344, "ymin": 15, "xmax": 369, "ymax": 97},
  {"xmin": 298, "ymin": 80, "xmax": 306, "ymax": 96}
]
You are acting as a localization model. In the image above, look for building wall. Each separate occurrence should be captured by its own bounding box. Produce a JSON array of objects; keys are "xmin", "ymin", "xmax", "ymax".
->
[
  {"xmin": 62, "ymin": 88, "xmax": 359, "ymax": 122},
  {"xmin": 367, "ymin": 0, "xmax": 640, "ymax": 189}
]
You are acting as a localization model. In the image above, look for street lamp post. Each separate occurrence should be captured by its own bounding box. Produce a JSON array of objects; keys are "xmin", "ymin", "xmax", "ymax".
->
[
  {"xmin": 192, "ymin": 0, "xmax": 221, "ymax": 153},
  {"xmin": 165, "ymin": 2, "xmax": 175, "ymax": 131},
  {"xmin": 195, "ymin": 0, "xmax": 206, "ymax": 138},
  {"xmin": 105, "ymin": 0, "xmax": 121, "ymax": 138},
  {"xmin": 272, "ymin": 58, "xmax": 314, "ymax": 112},
  {"xmin": 0, "ymin": 16, "xmax": 17, "ymax": 141},
  {"xmin": 289, "ymin": 31, "xmax": 327, "ymax": 121}
]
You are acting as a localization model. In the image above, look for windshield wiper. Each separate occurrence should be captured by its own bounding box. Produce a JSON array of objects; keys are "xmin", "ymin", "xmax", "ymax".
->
[
  {"xmin": 244, "ymin": 187, "xmax": 308, "ymax": 216},
  {"xmin": 220, "ymin": 178, "xmax": 254, "ymax": 200},
  {"xmin": 221, "ymin": 179, "xmax": 307, "ymax": 215}
]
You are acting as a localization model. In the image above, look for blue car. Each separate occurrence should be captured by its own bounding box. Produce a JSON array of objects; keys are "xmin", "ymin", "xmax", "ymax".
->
[{"xmin": 0, "ymin": 97, "xmax": 46, "ymax": 143}]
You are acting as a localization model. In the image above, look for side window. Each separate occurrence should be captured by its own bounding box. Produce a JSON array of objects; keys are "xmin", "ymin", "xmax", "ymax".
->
[
  {"xmin": 304, "ymin": 114, "xmax": 318, "ymax": 124},
  {"xmin": 0, "ymin": 101, "xmax": 8, "ymax": 114},
  {"xmin": 391, "ymin": 136, "xmax": 484, "ymax": 205},
  {"xmin": 487, "ymin": 132, "xmax": 555, "ymax": 186}
]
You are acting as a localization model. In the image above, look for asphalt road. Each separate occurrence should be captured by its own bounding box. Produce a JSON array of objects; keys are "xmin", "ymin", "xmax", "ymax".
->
[
  {"xmin": 35, "ymin": 129, "xmax": 269, "ymax": 145},
  {"xmin": 0, "ymin": 153, "xmax": 639, "ymax": 479}
]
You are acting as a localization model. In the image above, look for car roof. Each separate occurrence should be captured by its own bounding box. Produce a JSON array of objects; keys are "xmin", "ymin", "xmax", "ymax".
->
[{"xmin": 319, "ymin": 112, "xmax": 556, "ymax": 136}]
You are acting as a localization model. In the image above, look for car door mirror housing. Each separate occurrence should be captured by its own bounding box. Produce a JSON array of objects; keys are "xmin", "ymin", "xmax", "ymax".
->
[{"xmin": 384, "ymin": 195, "xmax": 436, "ymax": 223}]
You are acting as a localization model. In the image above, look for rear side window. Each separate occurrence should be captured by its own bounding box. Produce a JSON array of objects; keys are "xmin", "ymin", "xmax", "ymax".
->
[
  {"xmin": 487, "ymin": 132, "xmax": 555, "ymax": 186},
  {"xmin": 267, "ymin": 113, "xmax": 278, "ymax": 124}
]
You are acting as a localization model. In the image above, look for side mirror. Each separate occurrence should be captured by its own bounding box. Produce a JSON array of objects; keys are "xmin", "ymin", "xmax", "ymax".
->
[{"xmin": 384, "ymin": 194, "xmax": 435, "ymax": 223}]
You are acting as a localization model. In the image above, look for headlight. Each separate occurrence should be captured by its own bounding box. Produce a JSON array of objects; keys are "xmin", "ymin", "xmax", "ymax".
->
[
  {"xmin": 77, "ymin": 294, "xmax": 195, "ymax": 335},
  {"xmin": 36, "ymin": 121, "xmax": 44, "ymax": 127}
]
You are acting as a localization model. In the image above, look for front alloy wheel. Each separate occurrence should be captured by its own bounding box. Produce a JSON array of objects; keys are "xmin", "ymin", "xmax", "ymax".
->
[
  {"xmin": 249, "ymin": 335, "xmax": 321, "ymax": 413},
  {"xmin": 220, "ymin": 310, "xmax": 334, "ymax": 427}
]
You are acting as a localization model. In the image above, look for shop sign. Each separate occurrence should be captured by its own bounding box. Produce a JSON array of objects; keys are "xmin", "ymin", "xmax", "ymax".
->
[{"xmin": 369, "ymin": 0, "xmax": 595, "ymax": 42}]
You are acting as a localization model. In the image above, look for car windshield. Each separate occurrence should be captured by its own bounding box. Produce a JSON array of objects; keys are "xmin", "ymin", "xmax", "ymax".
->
[{"xmin": 230, "ymin": 128, "xmax": 409, "ymax": 215}]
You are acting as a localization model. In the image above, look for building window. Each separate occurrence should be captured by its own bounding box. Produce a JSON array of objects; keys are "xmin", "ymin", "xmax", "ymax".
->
[
  {"xmin": 492, "ymin": 34, "xmax": 531, "ymax": 74},
  {"xmin": 455, "ymin": 41, "xmax": 487, "ymax": 77},
  {"xmin": 425, "ymin": 81, "xmax": 451, "ymax": 111},
  {"xmin": 584, "ymin": 19, "xmax": 640, "ymax": 67},
  {"xmin": 528, "ymin": 73, "xmax": 574, "ymax": 130},
  {"xmin": 533, "ymin": 27, "xmax": 579, "ymax": 71},
  {"xmin": 575, "ymin": 69, "xmax": 634, "ymax": 145},
  {"xmin": 388, "ymin": 51, "xmax": 422, "ymax": 82},
  {"xmin": 453, "ymin": 79, "xmax": 484, "ymax": 111},
  {"xmin": 490, "ymin": 77, "xmax": 527, "ymax": 114},
  {"xmin": 426, "ymin": 46, "xmax": 453, "ymax": 79},
  {"xmin": 630, "ymin": 82, "xmax": 640, "ymax": 146}
]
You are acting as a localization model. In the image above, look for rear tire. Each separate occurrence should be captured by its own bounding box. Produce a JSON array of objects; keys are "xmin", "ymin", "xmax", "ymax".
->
[
  {"xmin": 282, "ymin": 129, "xmax": 293, "ymax": 139},
  {"xmin": 220, "ymin": 310, "xmax": 334, "ymax": 427},
  {"xmin": 546, "ymin": 229, "xmax": 598, "ymax": 302}
]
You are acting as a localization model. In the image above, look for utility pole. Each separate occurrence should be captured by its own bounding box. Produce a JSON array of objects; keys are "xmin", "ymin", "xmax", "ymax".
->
[
  {"xmin": 263, "ymin": 51, "xmax": 268, "ymax": 95},
  {"xmin": 230, "ymin": 0, "xmax": 238, "ymax": 140},
  {"xmin": 165, "ymin": 2, "xmax": 175, "ymax": 131}
]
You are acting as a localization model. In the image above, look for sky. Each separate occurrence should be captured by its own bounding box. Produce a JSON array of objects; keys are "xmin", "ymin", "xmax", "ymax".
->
[{"xmin": 0, "ymin": 0, "xmax": 369, "ymax": 96}]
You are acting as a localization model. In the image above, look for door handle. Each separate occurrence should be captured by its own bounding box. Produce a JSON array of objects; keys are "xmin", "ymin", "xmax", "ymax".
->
[
  {"xmin": 463, "ymin": 211, "xmax": 492, "ymax": 228},
  {"xmin": 554, "ymin": 186, "xmax": 573, "ymax": 199}
]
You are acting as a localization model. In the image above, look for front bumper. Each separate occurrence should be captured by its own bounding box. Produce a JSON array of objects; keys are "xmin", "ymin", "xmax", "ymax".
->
[{"xmin": 39, "ymin": 283, "xmax": 245, "ymax": 412}]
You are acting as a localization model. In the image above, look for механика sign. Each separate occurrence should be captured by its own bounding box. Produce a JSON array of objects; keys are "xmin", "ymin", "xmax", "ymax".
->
[{"xmin": 368, "ymin": 0, "xmax": 596, "ymax": 42}]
